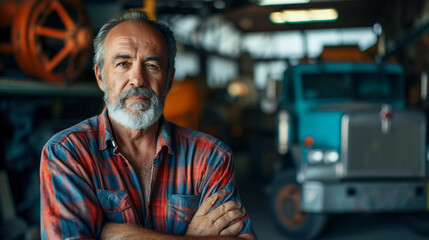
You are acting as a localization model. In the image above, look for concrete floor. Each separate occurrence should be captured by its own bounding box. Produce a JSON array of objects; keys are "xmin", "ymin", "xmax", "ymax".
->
[{"xmin": 234, "ymin": 153, "xmax": 428, "ymax": 240}]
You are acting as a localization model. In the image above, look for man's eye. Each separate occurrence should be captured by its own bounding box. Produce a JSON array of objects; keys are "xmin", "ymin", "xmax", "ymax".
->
[
  {"xmin": 117, "ymin": 62, "xmax": 129, "ymax": 67},
  {"xmin": 146, "ymin": 64, "xmax": 159, "ymax": 70}
]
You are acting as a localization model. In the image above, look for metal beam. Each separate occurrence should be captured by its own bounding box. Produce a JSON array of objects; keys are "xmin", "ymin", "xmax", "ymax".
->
[{"xmin": 382, "ymin": 21, "xmax": 429, "ymax": 62}]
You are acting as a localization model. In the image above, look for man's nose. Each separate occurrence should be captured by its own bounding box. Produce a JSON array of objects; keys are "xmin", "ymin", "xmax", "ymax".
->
[{"xmin": 129, "ymin": 64, "xmax": 147, "ymax": 87}]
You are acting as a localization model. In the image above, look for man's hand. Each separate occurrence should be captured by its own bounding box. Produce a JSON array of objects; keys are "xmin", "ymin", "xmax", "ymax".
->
[{"xmin": 186, "ymin": 190, "xmax": 245, "ymax": 237}]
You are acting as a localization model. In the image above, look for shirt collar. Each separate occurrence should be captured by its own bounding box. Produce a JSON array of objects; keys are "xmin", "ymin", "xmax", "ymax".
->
[
  {"xmin": 98, "ymin": 108, "xmax": 116, "ymax": 151},
  {"xmin": 98, "ymin": 109, "xmax": 174, "ymax": 156},
  {"xmin": 156, "ymin": 116, "xmax": 174, "ymax": 156}
]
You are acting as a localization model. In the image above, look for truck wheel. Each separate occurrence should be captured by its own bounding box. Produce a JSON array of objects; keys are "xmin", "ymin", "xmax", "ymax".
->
[
  {"xmin": 403, "ymin": 213, "xmax": 429, "ymax": 236},
  {"xmin": 269, "ymin": 171, "xmax": 328, "ymax": 239}
]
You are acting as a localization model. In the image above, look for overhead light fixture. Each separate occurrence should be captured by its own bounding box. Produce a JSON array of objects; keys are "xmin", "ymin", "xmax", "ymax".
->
[
  {"xmin": 269, "ymin": 8, "xmax": 338, "ymax": 24},
  {"xmin": 260, "ymin": 0, "xmax": 310, "ymax": 6},
  {"xmin": 227, "ymin": 81, "xmax": 249, "ymax": 98}
]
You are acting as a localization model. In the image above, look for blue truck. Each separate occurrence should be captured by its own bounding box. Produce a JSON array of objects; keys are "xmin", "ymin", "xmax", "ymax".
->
[{"xmin": 269, "ymin": 63, "xmax": 429, "ymax": 239}]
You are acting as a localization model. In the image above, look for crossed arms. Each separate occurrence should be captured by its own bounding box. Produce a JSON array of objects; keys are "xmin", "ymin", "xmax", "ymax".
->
[{"xmin": 101, "ymin": 190, "xmax": 256, "ymax": 240}]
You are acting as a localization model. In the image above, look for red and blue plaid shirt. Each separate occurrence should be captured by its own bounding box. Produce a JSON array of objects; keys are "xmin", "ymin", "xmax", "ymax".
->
[{"xmin": 40, "ymin": 109, "xmax": 255, "ymax": 239}]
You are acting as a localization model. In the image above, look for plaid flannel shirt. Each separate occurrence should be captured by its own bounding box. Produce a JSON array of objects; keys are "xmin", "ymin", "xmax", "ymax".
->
[{"xmin": 40, "ymin": 109, "xmax": 255, "ymax": 239}]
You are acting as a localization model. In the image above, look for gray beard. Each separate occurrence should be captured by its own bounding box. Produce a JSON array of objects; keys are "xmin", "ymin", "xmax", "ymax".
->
[{"xmin": 104, "ymin": 86, "xmax": 164, "ymax": 130}]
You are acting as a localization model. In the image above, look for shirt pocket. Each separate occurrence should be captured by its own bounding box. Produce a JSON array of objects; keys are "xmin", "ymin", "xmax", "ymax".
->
[
  {"xmin": 167, "ymin": 194, "xmax": 201, "ymax": 235},
  {"xmin": 96, "ymin": 189, "xmax": 140, "ymax": 224}
]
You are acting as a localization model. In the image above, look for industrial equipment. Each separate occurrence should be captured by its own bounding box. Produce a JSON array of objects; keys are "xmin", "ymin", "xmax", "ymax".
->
[{"xmin": 0, "ymin": 0, "xmax": 92, "ymax": 83}]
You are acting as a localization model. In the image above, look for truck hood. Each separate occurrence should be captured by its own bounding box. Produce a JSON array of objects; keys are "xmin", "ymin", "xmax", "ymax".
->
[
  {"xmin": 298, "ymin": 101, "xmax": 403, "ymax": 149},
  {"xmin": 299, "ymin": 109, "xmax": 344, "ymax": 149},
  {"xmin": 298, "ymin": 101, "xmax": 402, "ymax": 149}
]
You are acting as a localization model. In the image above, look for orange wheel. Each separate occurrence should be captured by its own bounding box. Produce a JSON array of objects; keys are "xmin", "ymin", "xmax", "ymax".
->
[
  {"xmin": 270, "ymin": 171, "xmax": 328, "ymax": 239},
  {"xmin": 12, "ymin": 0, "xmax": 92, "ymax": 83},
  {"xmin": 275, "ymin": 184, "xmax": 307, "ymax": 227}
]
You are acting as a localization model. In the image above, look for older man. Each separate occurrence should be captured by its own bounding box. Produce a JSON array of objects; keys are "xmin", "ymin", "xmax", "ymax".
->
[{"xmin": 40, "ymin": 9, "xmax": 256, "ymax": 240}]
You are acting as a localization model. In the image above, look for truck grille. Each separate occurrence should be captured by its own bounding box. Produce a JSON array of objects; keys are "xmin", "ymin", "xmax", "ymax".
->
[{"xmin": 341, "ymin": 110, "xmax": 426, "ymax": 178}]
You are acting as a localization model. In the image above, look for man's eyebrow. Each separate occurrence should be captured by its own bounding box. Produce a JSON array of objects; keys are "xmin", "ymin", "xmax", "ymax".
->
[
  {"xmin": 112, "ymin": 54, "xmax": 131, "ymax": 62},
  {"xmin": 145, "ymin": 56, "xmax": 161, "ymax": 62}
]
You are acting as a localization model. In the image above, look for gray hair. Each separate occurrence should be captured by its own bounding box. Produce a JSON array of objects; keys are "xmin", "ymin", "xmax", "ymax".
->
[{"xmin": 93, "ymin": 9, "xmax": 176, "ymax": 82}]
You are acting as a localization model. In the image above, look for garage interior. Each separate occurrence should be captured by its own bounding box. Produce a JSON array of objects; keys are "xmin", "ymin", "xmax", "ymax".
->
[{"xmin": 1, "ymin": 0, "xmax": 429, "ymax": 239}]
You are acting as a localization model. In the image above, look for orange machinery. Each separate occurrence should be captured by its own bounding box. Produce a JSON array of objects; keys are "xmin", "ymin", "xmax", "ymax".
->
[
  {"xmin": 0, "ymin": 0, "xmax": 92, "ymax": 83},
  {"xmin": 164, "ymin": 78, "xmax": 202, "ymax": 130}
]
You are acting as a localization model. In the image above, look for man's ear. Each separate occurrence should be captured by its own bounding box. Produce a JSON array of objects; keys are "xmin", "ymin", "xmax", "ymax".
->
[{"xmin": 94, "ymin": 64, "xmax": 104, "ymax": 92}]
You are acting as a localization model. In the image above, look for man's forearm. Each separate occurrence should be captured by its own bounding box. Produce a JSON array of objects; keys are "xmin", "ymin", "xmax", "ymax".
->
[
  {"xmin": 101, "ymin": 223, "xmax": 256, "ymax": 240},
  {"xmin": 101, "ymin": 223, "xmax": 180, "ymax": 240}
]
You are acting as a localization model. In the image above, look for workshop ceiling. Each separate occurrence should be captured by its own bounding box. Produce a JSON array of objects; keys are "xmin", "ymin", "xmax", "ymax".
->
[
  {"xmin": 90, "ymin": 0, "xmax": 428, "ymax": 63},
  {"xmin": 103, "ymin": 0, "xmax": 426, "ymax": 35},
  {"xmin": 153, "ymin": 0, "xmax": 389, "ymax": 33},
  {"xmin": 224, "ymin": 0, "xmax": 387, "ymax": 32}
]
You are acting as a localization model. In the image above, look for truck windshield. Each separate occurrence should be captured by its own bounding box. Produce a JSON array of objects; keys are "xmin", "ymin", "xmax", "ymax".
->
[{"xmin": 302, "ymin": 72, "xmax": 402, "ymax": 101}]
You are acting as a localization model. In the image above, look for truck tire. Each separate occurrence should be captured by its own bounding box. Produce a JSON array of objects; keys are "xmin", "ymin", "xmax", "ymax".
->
[
  {"xmin": 269, "ymin": 171, "xmax": 328, "ymax": 239},
  {"xmin": 403, "ymin": 213, "xmax": 429, "ymax": 236}
]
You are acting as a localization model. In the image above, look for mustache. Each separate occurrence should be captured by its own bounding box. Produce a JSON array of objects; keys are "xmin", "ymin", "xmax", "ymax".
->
[{"xmin": 120, "ymin": 87, "xmax": 155, "ymax": 100}]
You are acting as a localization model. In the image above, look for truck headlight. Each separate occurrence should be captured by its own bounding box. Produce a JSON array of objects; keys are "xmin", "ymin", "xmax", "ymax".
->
[
  {"xmin": 308, "ymin": 149, "xmax": 339, "ymax": 164},
  {"xmin": 308, "ymin": 150, "xmax": 323, "ymax": 163},
  {"xmin": 324, "ymin": 150, "xmax": 339, "ymax": 163}
]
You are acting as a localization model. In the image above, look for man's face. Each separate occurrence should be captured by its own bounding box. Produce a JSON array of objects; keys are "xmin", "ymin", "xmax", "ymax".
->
[{"xmin": 95, "ymin": 21, "xmax": 173, "ymax": 129}]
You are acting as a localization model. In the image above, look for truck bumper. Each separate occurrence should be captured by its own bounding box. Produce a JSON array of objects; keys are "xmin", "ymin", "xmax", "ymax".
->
[{"xmin": 302, "ymin": 181, "xmax": 429, "ymax": 213}]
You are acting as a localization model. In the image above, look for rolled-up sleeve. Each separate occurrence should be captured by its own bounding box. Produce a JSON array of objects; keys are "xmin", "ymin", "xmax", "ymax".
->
[
  {"xmin": 200, "ymin": 150, "xmax": 256, "ymax": 238},
  {"xmin": 40, "ymin": 142, "xmax": 103, "ymax": 240}
]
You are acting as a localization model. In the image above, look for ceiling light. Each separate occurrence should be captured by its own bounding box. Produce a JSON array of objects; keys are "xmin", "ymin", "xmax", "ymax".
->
[
  {"xmin": 260, "ymin": 0, "xmax": 310, "ymax": 6},
  {"xmin": 239, "ymin": 18, "xmax": 254, "ymax": 30},
  {"xmin": 270, "ymin": 8, "xmax": 338, "ymax": 24},
  {"xmin": 228, "ymin": 81, "xmax": 249, "ymax": 97},
  {"xmin": 270, "ymin": 12, "xmax": 285, "ymax": 24}
]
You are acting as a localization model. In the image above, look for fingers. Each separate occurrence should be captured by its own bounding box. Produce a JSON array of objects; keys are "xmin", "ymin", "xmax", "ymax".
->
[
  {"xmin": 194, "ymin": 189, "xmax": 227, "ymax": 216},
  {"xmin": 213, "ymin": 205, "xmax": 245, "ymax": 230},
  {"xmin": 209, "ymin": 200, "xmax": 242, "ymax": 222},
  {"xmin": 187, "ymin": 189, "xmax": 247, "ymax": 238},
  {"xmin": 219, "ymin": 221, "xmax": 244, "ymax": 237}
]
